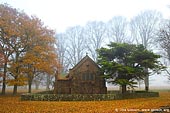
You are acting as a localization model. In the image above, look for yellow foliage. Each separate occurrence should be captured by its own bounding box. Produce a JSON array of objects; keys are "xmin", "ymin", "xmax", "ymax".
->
[
  {"xmin": 7, "ymin": 76, "xmax": 28, "ymax": 86},
  {"xmin": 0, "ymin": 4, "xmax": 60, "ymax": 88},
  {"xmin": 0, "ymin": 92, "xmax": 170, "ymax": 113}
]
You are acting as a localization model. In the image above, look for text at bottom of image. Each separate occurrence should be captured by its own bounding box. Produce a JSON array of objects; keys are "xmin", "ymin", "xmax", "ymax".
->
[{"xmin": 115, "ymin": 108, "xmax": 170, "ymax": 112}]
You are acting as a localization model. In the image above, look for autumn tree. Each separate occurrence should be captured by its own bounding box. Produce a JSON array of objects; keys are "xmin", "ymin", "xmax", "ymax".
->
[
  {"xmin": 0, "ymin": 4, "xmax": 25, "ymax": 94},
  {"xmin": 16, "ymin": 16, "xmax": 58, "ymax": 93},
  {"xmin": 2, "ymin": 7, "xmax": 35, "ymax": 95},
  {"xmin": 7, "ymin": 17, "xmax": 31, "ymax": 94},
  {"xmin": 97, "ymin": 42, "xmax": 164, "ymax": 94},
  {"xmin": 20, "ymin": 44, "xmax": 57, "ymax": 93},
  {"xmin": 0, "ymin": 4, "xmax": 59, "ymax": 94}
]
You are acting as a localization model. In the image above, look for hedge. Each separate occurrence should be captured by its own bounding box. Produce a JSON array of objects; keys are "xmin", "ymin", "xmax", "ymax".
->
[{"xmin": 20, "ymin": 92, "xmax": 159, "ymax": 101}]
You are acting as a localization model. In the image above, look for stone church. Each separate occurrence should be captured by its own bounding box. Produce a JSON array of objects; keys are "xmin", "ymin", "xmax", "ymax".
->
[{"xmin": 54, "ymin": 55, "xmax": 107, "ymax": 94}]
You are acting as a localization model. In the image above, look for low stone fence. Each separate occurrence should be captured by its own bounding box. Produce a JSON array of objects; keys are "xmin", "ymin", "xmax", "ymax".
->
[{"xmin": 20, "ymin": 92, "xmax": 159, "ymax": 101}]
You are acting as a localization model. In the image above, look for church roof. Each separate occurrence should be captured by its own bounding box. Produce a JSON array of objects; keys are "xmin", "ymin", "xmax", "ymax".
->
[
  {"xmin": 71, "ymin": 55, "xmax": 100, "ymax": 71},
  {"xmin": 57, "ymin": 55, "xmax": 100, "ymax": 80}
]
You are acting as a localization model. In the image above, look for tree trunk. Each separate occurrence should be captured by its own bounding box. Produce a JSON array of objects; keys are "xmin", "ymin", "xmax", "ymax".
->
[
  {"xmin": 121, "ymin": 85, "xmax": 127, "ymax": 94},
  {"xmin": 13, "ymin": 53, "xmax": 19, "ymax": 95},
  {"xmin": 144, "ymin": 68, "xmax": 149, "ymax": 92},
  {"xmin": 1, "ymin": 62, "xmax": 7, "ymax": 95},
  {"xmin": 13, "ymin": 84, "xmax": 17, "ymax": 95},
  {"xmin": 28, "ymin": 80, "xmax": 32, "ymax": 93},
  {"xmin": 28, "ymin": 76, "xmax": 33, "ymax": 93},
  {"xmin": 144, "ymin": 75, "xmax": 149, "ymax": 92},
  {"xmin": 12, "ymin": 77, "xmax": 18, "ymax": 95},
  {"xmin": 2, "ymin": 77, "xmax": 6, "ymax": 95}
]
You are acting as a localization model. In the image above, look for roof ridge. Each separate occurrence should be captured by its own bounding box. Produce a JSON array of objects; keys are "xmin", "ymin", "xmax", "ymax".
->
[{"xmin": 71, "ymin": 55, "xmax": 99, "ymax": 71}]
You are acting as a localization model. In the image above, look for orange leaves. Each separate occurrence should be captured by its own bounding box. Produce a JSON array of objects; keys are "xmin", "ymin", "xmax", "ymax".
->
[
  {"xmin": 0, "ymin": 53, "xmax": 4, "ymax": 68},
  {"xmin": 0, "ymin": 4, "xmax": 23, "ymax": 37},
  {"xmin": 0, "ymin": 4, "xmax": 60, "ymax": 92},
  {"xmin": 21, "ymin": 45, "xmax": 57, "ymax": 75},
  {"xmin": 7, "ymin": 76, "xmax": 28, "ymax": 86},
  {"xmin": 0, "ymin": 92, "xmax": 170, "ymax": 113}
]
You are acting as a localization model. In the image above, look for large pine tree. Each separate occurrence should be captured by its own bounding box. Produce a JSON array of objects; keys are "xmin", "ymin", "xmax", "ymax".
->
[{"xmin": 97, "ymin": 42, "xmax": 164, "ymax": 93}]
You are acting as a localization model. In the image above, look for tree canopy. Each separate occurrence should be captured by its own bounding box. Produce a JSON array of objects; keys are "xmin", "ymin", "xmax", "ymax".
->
[
  {"xmin": 0, "ymin": 4, "xmax": 59, "ymax": 94},
  {"xmin": 97, "ymin": 42, "xmax": 164, "ymax": 93}
]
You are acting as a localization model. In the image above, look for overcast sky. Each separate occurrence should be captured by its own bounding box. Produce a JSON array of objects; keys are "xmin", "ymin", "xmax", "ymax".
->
[
  {"xmin": 1, "ymin": 0, "xmax": 170, "ymax": 87},
  {"xmin": 1, "ymin": 0, "xmax": 170, "ymax": 33}
]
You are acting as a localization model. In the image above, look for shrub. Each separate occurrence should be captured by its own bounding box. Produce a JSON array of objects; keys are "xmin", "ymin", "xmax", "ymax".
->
[{"xmin": 21, "ymin": 92, "xmax": 159, "ymax": 101}]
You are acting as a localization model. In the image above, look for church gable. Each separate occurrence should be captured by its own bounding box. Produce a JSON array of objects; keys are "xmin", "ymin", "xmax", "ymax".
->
[
  {"xmin": 72, "ymin": 57, "xmax": 99, "ymax": 73},
  {"xmin": 71, "ymin": 55, "xmax": 100, "ymax": 72}
]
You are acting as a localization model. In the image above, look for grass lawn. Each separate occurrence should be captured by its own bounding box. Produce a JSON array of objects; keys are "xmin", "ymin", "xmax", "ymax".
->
[{"xmin": 0, "ymin": 91, "xmax": 170, "ymax": 113}]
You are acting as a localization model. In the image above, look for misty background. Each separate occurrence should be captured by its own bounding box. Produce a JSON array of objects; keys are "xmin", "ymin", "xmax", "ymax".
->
[{"xmin": 1, "ymin": 0, "xmax": 170, "ymax": 89}]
